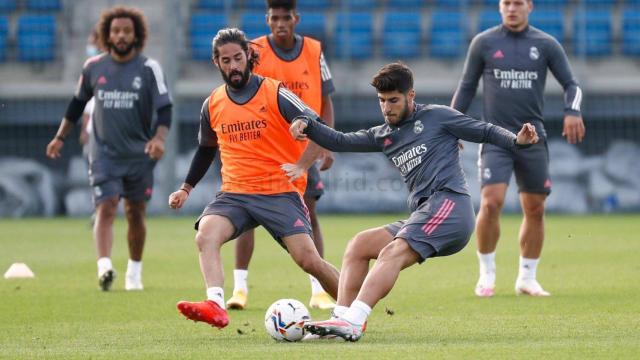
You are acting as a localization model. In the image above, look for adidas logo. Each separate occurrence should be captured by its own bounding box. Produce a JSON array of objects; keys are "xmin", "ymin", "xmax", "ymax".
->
[
  {"xmin": 544, "ymin": 179, "xmax": 552, "ymax": 188},
  {"xmin": 493, "ymin": 50, "xmax": 504, "ymax": 59},
  {"xmin": 383, "ymin": 138, "xmax": 393, "ymax": 147},
  {"xmin": 259, "ymin": 105, "xmax": 267, "ymax": 113},
  {"xmin": 98, "ymin": 75, "xmax": 107, "ymax": 84},
  {"xmin": 293, "ymin": 219, "xmax": 305, "ymax": 227},
  {"xmin": 302, "ymin": 70, "xmax": 309, "ymax": 75}
]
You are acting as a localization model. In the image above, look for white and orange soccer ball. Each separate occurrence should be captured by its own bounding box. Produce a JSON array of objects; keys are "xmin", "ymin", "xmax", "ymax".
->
[{"xmin": 264, "ymin": 299, "xmax": 310, "ymax": 342}]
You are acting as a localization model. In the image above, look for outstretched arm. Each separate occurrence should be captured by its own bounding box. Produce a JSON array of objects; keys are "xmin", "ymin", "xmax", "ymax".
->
[
  {"xmin": 441, "ymin": 107, "xmax": 538, "ymax": 151},
  {"xmin": 290, "ymin": 117, "xmax": 380, "ymax": 153}
]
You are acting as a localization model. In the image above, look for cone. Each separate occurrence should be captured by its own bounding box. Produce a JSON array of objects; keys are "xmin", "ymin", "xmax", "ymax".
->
[{"xmin": 4, "ymin": 263, "xmax": 35, "ymax": 279}]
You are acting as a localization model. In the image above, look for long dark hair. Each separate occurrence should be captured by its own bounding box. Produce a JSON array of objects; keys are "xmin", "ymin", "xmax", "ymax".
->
[
  {"xmin": 211, "ymin": 28, "xmax": 259, "ymax": 70},
  {"xmin": 97, "ymin": 6, "xmax": 148, "ymax": 52}
]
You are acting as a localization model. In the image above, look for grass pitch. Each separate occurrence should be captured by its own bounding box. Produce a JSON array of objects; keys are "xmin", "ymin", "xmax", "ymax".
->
[{"xmin": 1, "ymin": 214, "xmax": 639, "ymax": 359}]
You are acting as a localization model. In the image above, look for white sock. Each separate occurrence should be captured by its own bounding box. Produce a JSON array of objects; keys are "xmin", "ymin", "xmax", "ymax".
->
[
  {"xmin": 333, "ymin": 305, "xmax": 349, "ymax": 319},
  {"xmin": 309, "ymin": 275, "xmax": 326, "ymax": 295},
  {"xmin": 206, "ymin": 287, "xmax": 225, "ymax": 309},
  {"xmin": 233, "ymin": 269, "xmax": 248, "ymax": 293},
  {"xmin": 341, "ymin": 300, "xmax": 371, "ymax": 326},
  {"xmin": 477, "ymin": 251, "xmax": 496, "ymax": 285},
  {"xmin": 126, "ymin": 259, "xmax": 142, "ymax": 278},
  {"xmin": 97, "ymin": 257, "xmax": 112, "ymax": 277},
  {"xmin": 518, "ymin": 256, "xmax": 539, "ymax": 281}
]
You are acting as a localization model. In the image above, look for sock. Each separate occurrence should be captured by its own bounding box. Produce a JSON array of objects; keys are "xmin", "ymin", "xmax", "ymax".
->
[
  {"xmin": 233, "ymin": 269, "xmax": 248, "ymax": 293},
  {"xmin": 332, "ymin": 305, "xmax": 349, "ymax": 319},
  {"xmin": 341, "ymin": 300, "xmax": 371, "ymax": 326},
  {"xmin": 206, "ymin": 286, "xmax": 225, "ymax": 309},
  {"xmin": 477, "ymin": 251, "xmax": 496, "ymax": 285},
  {"xmin": 97, "ymin": 257, "xmax": 112, "ymax": 277},
  {"xmin": 309, "ymin": 275, "xmax": 325, "ymax": 295},
  {"xmin": 518, "ymin": 256, "xmax": 539, "ymax": 281},
  {"xmin": 126, "ymin": 259, "xmax": 142, "ymax": 278}
]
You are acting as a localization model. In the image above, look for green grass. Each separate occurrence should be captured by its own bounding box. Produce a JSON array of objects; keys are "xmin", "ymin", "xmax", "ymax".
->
[{"xmin": 1, "ymin": 214, "xmax": 639, "ymax": 359}]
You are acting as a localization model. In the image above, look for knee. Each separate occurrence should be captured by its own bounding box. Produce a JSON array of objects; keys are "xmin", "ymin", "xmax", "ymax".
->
[
  {"xmin": 96, "ymin": 200, "xmax": 118, "ymax": 219},
  {"xmin": 480, "ymin": 197, "xmax": 504, "ymax": 217},
  {"xmin": 523, "ymin": 202, "xmax": 545, "ymax": 220},
  {"xmin": 195, "ymin": 230, "xmax": 221, "ymax": 251},
  {"xmin": 294, "ymin": 251, "xmax": 323, "ymax": 274},
  {"xmin": 125, "ymin": 207, "xmax": 145, "ymax": 225},
  {"xmin": 344, "ymin": 232, "xmax": 373, "ymax": 262}
]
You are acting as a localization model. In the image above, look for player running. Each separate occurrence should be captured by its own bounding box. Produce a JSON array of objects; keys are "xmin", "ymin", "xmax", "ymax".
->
[
  {"xmin": 46, "ymin": 6, "xmax": 172, "ymax": 291},
  {"xmin": 289, "ymin": 62, "xmax": 539, "ymax": 341},
  {"xmin": 227, "ymin": 0, "xmax": 337, "ymax": 311},
  {"xmin": 168, "ymin": 28, "xmax": 339, "ymax": 329},
  {"xmin": 451, "ymin": 0, "xmax": 585, "ymax": 297}
]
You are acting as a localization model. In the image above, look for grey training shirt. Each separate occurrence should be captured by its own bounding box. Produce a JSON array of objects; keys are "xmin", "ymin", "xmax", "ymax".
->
[
  {"xmin": 75, "ymin": 53, "xmax": 172, "ymax": 160},
  {"xmin": 303, "ymin": 103, "xmax": 523, "ymax": 211},
  {"xmin": 451, "ymin": 25, "xmax": 582, "ymax": 138}
]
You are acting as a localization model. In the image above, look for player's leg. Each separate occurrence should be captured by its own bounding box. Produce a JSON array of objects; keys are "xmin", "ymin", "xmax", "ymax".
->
[
  {"xmin": 303, "ymin": 165, "xmax": 334, "ymax": 309},
  {"xmin": 177, "ymin": 214, "xmax": 236, "ymax": 328},
  {"xmin": 336, "ymin": 227, "xmax": 395, "ymax": 316},
  {"xmin": 121, "ymin": 159, "xmax": 155, "ymax": 290},
  {"xmin": 283, "ymin": 233, "xmax": 340, "ymax": 299},
  {"xmin": 513, "ymin": 141, "xmax": 551, "ymax": 296},
  {"xmin": 177, "ymin": 193, "xmax": 258, "ymax": 328},
  {"xmin": 307, "ymin": 191, "xmax": 475, "ymax": 341},
  {"xmin": 227, "ymin": 229, "xmax": 254, "ymax": 310},
  {"xmin": 305, "ymin": 195, "xmax": 335, "ymax": 309},
  {"xmin": 94, "ymin": 196, "xmax": 119, "ymax": 291},
  {"xmin": 123, "ymin": 199, "xmax": 146, "ymax": 290},
  {"xmin": 475, "ymin": 144, "xmax": 513, "ymax": 297},
  {"xmin": 305, "ymin": 238, "xmax": 420, "ymax": 342}
]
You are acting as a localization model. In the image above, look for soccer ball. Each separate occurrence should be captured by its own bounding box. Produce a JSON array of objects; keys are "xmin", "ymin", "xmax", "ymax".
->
[{"xmin": 264, "ymin": 299, "xmax": 311, "ymax": 342}]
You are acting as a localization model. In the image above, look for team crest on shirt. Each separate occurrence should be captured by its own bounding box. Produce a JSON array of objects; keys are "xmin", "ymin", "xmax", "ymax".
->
[
  {"xmin": 132, "ymin": 76, "xmax": 142, "ymax": 90},
  {"xmin": 413, "ymin": 120, "xmax": 424, "ymax": 134},
  {"xmin": 529, "ymin": 46, "xmax": 540, "ymax": 60}
]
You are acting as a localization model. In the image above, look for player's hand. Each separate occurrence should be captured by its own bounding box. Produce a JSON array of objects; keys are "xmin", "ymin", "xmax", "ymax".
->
[
  {"xmin": 319, "ymin": 150, "xmax": 334, "ymax": 171},
  {"xmin": 46, "ymin": 138, "xmax": 64, "ymax": 159},
  {"xmin": 562, "ymin": 115, "xmax": 585, "ymax": 145},
  {"xmin": 168, "ymin": 189, "xmax": 189, "ymax": 209},
  {"xmin": 281, "ymin": 163, "xmax": 305, "ymax": 182},
  {"xmin": 145, "ymin": 137, "xmax": 165, "ymax": 160},
  {"xmin": 516, "ymin": 123, "xmax": 539, "ymax": 145},
  {"xmin": 290, "ymin": 120, "xmax": 308, "ymax": 140}
]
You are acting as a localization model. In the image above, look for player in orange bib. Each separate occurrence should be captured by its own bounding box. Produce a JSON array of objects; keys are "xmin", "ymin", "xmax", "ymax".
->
[
  {"xmin": 168, "ymin": 28, "xmax": 340, "ymax": 330},
  {"xmin": 228, "ymin": 0, "xmax": 337, "ymax": 311}
]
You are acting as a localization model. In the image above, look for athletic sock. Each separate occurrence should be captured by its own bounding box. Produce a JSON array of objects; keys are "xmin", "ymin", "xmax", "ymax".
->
[
  {"xmin": 341, "ymin": 300, "xmax": 371, "ymax": 326},
  {"xmin": 97, "ymin": 257, "xmax": 112, "ymax": 277},
  {"xmin": 309, "ymin": 275, "xmax": 325, "ymax": 295},
  {"xmin": 233, "ymin": 269, "xmax": 248, "ymax": 293},
  {"xmin": 126, "ymin": 259, "xmax": 142, "ymax": 278},
  {"xmin": 206, "ymin": 287, "xmax": 225, "ymax": 309},
  {"xmin": 518, "ymin": 256, "xmax": 539, "ymax": 281},
  {"xmin": 477, "ymin": 251, "xmax": 496, "ymax": 285},
  {"xmin": 332, "ymin": 305, "xmax": 349, "ymax": 318}
]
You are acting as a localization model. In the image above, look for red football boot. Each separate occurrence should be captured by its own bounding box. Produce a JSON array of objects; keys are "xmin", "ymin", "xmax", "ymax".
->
[{"xmin": 177, "ymin": 300, "xmax": 229, "ymax": 329}]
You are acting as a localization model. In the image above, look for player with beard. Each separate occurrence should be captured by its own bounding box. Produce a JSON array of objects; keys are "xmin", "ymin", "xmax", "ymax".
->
[
  {"xmin": 227, "ymin": 0, "xmax": 337, "ymax": 312},
  {"xmin": 286, "ymin": 62, "xmax": 539, "ymax": 341},
  {"xmin": 168, "ymin": 28, "xmax": 340, "ymax": 330},
  {"xmin": 46, "ymin": 6, "xmax": 172, "ymax": 291}
]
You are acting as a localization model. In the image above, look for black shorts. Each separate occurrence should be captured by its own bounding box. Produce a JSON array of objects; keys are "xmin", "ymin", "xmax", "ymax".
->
[
  {"xmin": 384, "ymin": 191, "xmax": 475, "ymax": 263},
  {"xmin": 304, "ymin": 164, "xmax": 325, "ymax": 200},
  {"xmin": 195, "ymin": 192, "xmax": 312, "ymax": 249},
  {"xmin": 478, "ymin": 140, "xmax": 551, "ymax": 194},
  {"xmin": 88, "ymin": 157, "xmax": 155, "ymax": 205}
]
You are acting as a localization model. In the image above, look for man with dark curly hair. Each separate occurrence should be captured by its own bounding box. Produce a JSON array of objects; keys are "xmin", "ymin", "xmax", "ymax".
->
[{"xmin": 46, "ymin": 6, "xmax": 173, "ymax": 292}]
